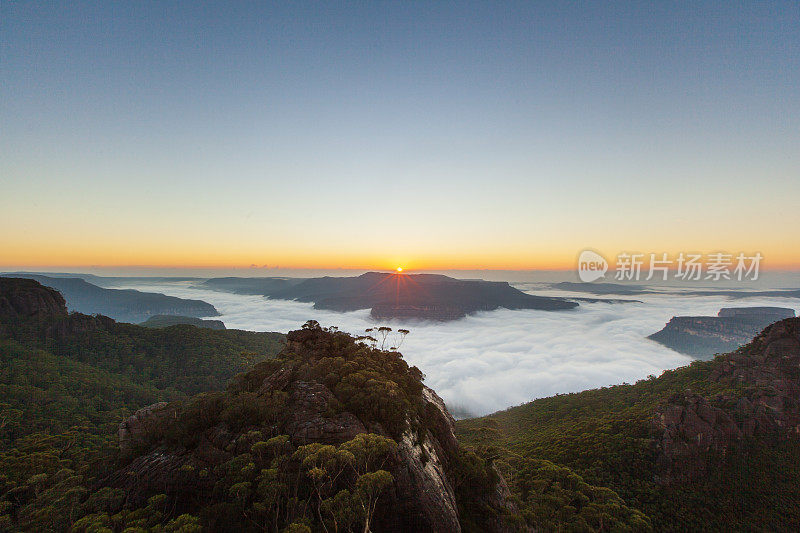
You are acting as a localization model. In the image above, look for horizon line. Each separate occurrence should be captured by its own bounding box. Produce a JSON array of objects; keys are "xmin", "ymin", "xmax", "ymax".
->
[{"xmin": 4, "ymin": 265, "xmax": 800, "ymax": 274}]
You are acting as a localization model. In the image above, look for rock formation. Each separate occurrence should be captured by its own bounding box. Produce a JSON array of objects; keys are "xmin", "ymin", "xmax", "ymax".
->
[
  {"xmin": 648, "ymin": 306, "xmax": 796, "ymax": 359},
  {"xmin": 0, "ymin": 277, "xmax": 68, "ymax": 319},
  {"xmin": 653, "ymin": 317, "xmax": 800, "ymax": 479},
  {"xmin": 103, "ymin": 323, "xmax": 520, "ymax": 532},
  {"xmin": 119, "ymin": 402, "xmax": 176, "ymax": 454}
]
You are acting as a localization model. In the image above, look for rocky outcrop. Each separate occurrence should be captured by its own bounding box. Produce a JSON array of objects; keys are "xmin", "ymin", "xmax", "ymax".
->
[
  {"xmin": 718, "ymin": 306, "xmax": 795, "ymax": 321},
  {"xmin": 283, "ymin": 380, "xmax": 368, "ymax": 445},
  {"xmin": 386, "ymin": 386, "xmax": 461, "ymax": 532},
  {"xmin": 0, "ymin": 278, "xmax": 109, "ymax": 339},
  {"xmin": 653, "ymin": 318, "xmax": 800, "ymax": 480},
  {"xmin": 0, "ymin": 277, "xmax": 68, "ymax": 319},
  {"xmin": 105, "ymin": 324, "xmax": 520, "ymax": 532},
  {"xmin": 394, "ymin": 423, "xmax": 460, "ymax": 531},
  {"xmin": 46, "ymin": 312, "xmax": 116, "ymax": 338},
  {"xmin": 100, "ymin": 449, "xmax": 203, "ymax": 512},
  {"xmin": 119, "ymin": 402, "xmax": 176, "ymax": 454},
  {"xmin": 0, "ymin": 278, "xmax": 119, "ymax": 338},
  {"xmin": 109, "ymin": 380, "xmax": 468, "ymax": 530},
  {"xmin": 648, "ymin": 307, "xmax": 796, "ymax": 359},
  {"xmin": 654, "ymin": 391, "xmax": 743, "ymax": 474}
]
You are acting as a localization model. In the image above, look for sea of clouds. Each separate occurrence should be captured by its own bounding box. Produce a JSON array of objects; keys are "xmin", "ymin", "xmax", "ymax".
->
[{"xmin": 107, "ymin": 280, "xmax": 800, "ymax": 417}]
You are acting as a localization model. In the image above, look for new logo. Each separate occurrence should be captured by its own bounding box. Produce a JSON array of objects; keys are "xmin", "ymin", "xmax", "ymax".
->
[{"xmin": 577, "ymin": 250, "xmax": 608, "ymax": 282}]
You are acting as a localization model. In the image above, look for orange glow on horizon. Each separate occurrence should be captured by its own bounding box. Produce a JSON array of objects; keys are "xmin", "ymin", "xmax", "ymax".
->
[{"xmin": 2, "ymin": 245, "xmax": 800, "ymax": 273}]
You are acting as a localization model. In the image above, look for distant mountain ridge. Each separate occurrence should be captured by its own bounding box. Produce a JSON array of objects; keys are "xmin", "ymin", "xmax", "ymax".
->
[
  {"xmin": 648, "ymin": 306, "xmax": 796, "ymax": 359},
  {"xmin": 552, "ymin": 281, "xmax": 800, "ymax": 298},
  {"xmin": 203, "ymin": 271, "xmax": 578, "ymax": 320},
  {"xmin": 0, "ymin": 277, "xmax": 282, "ymax": 393},
  {"xmin": 1, "ymin": 274, "xmax": 219, "ymax": 323}
]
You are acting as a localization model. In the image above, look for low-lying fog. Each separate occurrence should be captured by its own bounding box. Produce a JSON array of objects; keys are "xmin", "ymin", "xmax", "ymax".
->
[{"xmin": 107, "ymin": 280, "xmax": 800, "ymax": 417}]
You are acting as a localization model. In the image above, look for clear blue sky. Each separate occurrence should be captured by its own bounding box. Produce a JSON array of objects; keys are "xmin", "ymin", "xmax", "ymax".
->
[{"xmin": 2, "ymin": 1, "xmax": 798, "ymax": 269}]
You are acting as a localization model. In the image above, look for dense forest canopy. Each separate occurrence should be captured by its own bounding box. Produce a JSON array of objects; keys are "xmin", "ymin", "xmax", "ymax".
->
[{"xmin": 0, "ymin": 278, "xmax": 284, "ymax": 531}]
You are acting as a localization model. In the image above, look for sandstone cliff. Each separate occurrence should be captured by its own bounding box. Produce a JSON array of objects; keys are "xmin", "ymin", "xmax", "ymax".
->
[{"xmin": 648, "ymin": 306, "xmax": 796, "ymax": 359}]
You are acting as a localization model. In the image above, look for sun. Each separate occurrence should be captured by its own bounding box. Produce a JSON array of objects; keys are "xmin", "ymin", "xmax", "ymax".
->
[{"xmin": 396, "ymin": 267, "xmax": 403, "ymax": 272}]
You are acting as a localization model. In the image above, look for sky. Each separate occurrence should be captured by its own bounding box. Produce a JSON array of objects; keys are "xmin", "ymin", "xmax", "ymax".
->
[{"xmin": 2, "ymin": 1, "xmax": 799, "ymax": 270}]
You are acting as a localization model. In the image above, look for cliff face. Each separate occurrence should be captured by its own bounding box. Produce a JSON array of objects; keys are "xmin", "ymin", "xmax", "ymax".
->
[
  {"xmin": 0, "ymin": 277, "xmax": 119, "ymax": 340},
  {"xmin": 104, "ymin": 324, "xmax": 520, "ymax": 532},
  {"xmin": 648, "ymin": 306, "xmax": 796, "ymax": 359},
  {"xmin": 110, "ymin": 386, "xmax": 466, "ymax": 531},
  {"xmin": 0, "ymin": 277, "xmax": 68, "ymax": 319},
  {"xmin": 653, "ymin": 317, "xmax": 800, "ymax": 480}
]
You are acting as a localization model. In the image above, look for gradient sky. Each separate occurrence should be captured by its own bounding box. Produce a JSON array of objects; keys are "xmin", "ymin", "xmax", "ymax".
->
[{"xmin": 2, "ymin": 1, "xmax": 799, "ymax": 270}]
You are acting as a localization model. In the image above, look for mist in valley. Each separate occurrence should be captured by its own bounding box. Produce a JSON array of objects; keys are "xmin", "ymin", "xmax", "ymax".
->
[{"xmin": 104, "ymin": 279, "xmax": 800, "ymax": 417}]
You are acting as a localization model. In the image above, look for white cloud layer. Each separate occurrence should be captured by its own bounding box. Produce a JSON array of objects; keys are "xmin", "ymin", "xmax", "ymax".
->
[{"xmin": 113, "ymin": 280, "xmax": 800, "ymax": 417}]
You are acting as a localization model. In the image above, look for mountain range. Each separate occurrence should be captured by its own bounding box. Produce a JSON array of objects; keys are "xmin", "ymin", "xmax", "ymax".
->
[
  {"xmin": 552, "ymin": 281, "xmax": 800, "ymax": 299},
  {"xmin": 202, "ymin": 272, "xmax": 578, "ymax": 320},
  {"xmin": 0, "ymin": 274, "xmax": 219, "ymax": 323}
]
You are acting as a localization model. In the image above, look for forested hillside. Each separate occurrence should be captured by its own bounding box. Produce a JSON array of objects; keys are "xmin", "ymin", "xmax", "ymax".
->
[
  {"xmin": 0, "ymin": 278, "xmax": 284, "ymax": 530},
  {"xmin": 140, "ymin": 315, "xmax": 227, "ymax": 330},
  {"xmin": 457, "ymin": 318, "xmax": 800, "ymax": 531},
  {"xmin": 65, "ymin": 321, "xmax": 528, "ymax": 532}
]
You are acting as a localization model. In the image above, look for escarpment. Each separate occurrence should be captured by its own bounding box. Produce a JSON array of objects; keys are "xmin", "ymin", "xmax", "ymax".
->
[
  {"xmin": 649, "ymin": 306, "xmax": 796, "ymax": 359},
  {"xmin": 0, "ymin": 277, "xmax": 116, "ymax": 338}
]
